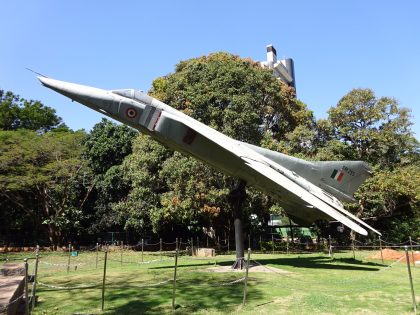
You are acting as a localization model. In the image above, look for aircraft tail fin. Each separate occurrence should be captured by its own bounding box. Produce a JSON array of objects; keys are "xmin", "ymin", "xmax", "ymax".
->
[
  {"xmin": 314, "ymin": 161, "xmax": 371, "ymax": 203},
  {"xmin": 241, "ymin": 142, "xmax": 372, "ymax": 203}
]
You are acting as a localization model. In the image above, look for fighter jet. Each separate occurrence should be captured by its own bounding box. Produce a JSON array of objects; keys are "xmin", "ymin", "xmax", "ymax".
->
[{"xmin": 37, "ymin": 76, "xmax": 380, "ymax": 236}]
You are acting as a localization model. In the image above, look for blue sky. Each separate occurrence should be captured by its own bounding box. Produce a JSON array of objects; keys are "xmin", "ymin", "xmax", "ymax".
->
[{"xmin": 1, "ymin": 1, "xmax": 419, "ymax": 138}]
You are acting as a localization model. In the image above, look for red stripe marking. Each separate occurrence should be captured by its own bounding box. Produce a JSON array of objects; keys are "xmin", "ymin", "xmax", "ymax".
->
[
  {"xmin": 152, "ymin": 111, "xmax": 162, "ymax": 131},
  {"xmin": 182, "ymin": 128, "xmax": 198, "ymax": 145},
  {"xmin": 337, "ymin": 171, "xmax": 345, "ymax": 182}
]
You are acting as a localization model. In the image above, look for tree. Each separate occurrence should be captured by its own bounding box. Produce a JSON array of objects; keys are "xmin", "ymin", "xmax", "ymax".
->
[
  {"xmin": 318, "ymin": 88, "xmax": 419, "ymax": 239},
  {"xmin": 118, "ymin": 52, "xmax": 310, "ymax": 266},
  {"xmin": 82, "ymin": 119, "xmax": 138, "ymax": 234},
  {"xmin": 324, "ymin": 88, "xmax": 416, "ymax": 165},
  {"xmin": 0, "ymin": 129, "xmax": 94, "ymax": 248},
  {"xmin": 83, "ymin": 118, "xmax": 138, "ymax": 174},
  {"xmin": 114, "ymin": 134, "xmax": 173, "ymax": 234},
  {"xmin": 0, "ymin": 90, "xmax": 65, "ymax": 132}
]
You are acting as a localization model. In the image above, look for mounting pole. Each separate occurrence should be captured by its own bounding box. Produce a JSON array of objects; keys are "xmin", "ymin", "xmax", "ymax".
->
[{"xmin": 242, "ymin": 248, "xmax": 251, "ymax": 306}]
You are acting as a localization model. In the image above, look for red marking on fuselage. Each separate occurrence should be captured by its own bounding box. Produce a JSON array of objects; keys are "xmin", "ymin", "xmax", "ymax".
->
[
  {"xmin": 152, "ymin": 111, "xmax": 162, "ymax": 130},
  {"xmin": 183, "ymin": 128, "xmax": 198, "ymax": 145}
]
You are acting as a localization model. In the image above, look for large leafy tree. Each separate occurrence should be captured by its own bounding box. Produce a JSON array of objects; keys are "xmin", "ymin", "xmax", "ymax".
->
[
  {"xmin": 82, "ymin": 119, "xmax": 137, "ymax": 234},
  {"xmin": 83, "ymin": 118, "xmax": 137, "ymax": 174},
  {"xmin": 317, "ymin": 89, "xmax": 419, "ymax": 239},
  {"xmin": 0, "ymin": 89, "xmax": 65, "ymax": 132},
  {"xmin": 116, "ymin": 52, "xmax": 312, "ymax": 264},
  {"xmin": 0, "ymin": 92, "xmax": 78, "ymax": 247},
  {"xmin": 0, "ymin": 129, "xmax": 94, "ymax": 247}
]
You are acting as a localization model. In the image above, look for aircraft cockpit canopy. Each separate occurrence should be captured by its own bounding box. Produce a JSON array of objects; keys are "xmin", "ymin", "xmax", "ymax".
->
[{"xmin": 111, "ymin": 89, "xmax": 153, "ymax": 105}]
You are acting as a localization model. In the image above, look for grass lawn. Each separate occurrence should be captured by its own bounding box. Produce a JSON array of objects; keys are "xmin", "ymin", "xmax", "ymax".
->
[{"xmin": 1, "ymin": 249, "xmax": 418, "ymax": 314}]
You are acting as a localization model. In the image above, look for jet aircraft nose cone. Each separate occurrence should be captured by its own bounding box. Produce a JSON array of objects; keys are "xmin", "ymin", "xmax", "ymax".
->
[
  {"xmin": 37, "ymin": 76, "xmax": 79, "ymax": 97},
  {"xmin": 37, "ymin": 76, "xmax": 114, "ymax": 112}
]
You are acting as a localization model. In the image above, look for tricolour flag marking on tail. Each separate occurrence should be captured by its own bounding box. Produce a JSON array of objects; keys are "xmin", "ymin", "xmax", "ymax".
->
[{"xmin": 331, "ymin": 169, "xmax": 345, "ymax": 182}]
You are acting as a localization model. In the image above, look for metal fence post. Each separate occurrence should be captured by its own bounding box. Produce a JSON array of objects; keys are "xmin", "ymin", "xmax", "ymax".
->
[
  {"xmin": 227, "ymin": 235, "xmax": 230, "ymax": 253},
  {"xmin": 197, "ymin": 236, "xmax": 199, "ymax": 249},
  {"xmin": 172, "ymin": 248, "xmax": 179, "ymax": 310},
  {"xmin": 24, "ymin": 258, "xmax": 29, "ymax": 315},
  {"xmin": 272, "ymin": 234, "xmax": 274, "ymax": 255},
  {"xmin": 120, "ymin": 241, "xmax": 123, "ymax": 266},
  {"xmin": 31, "ymin": 252, "xmax": 40, "ymax": 311},
  {"xmin": 286, "ymin": 235, "xmax": 289, "ymax": 255},
  {"xmin": 179, "ymin": 238, "xmax": 182, "ymax": 251},
  {"xmin": 409, "ymin": 236, "xmax": 415, "ymax": 267},
  {"xmin": 259, "ymin": 235, "xmax": 262, "ymax": 251},
  {"xmin": 160, "ymin": 238, "xmax": 163, "ymax": 261},
  {"xmin": 176, "ymin": 237, "xmax": 179, "ymax": 251},
  {"xmin": 191, "ymin": 237, "xmax": 194, "ymax": 256},
  {"xmin": 405, "ymin": 246, "xmax": 417, "ymax": 313},
  {"xmin": 242, "ymin": 248, "xmax": 251, "ymax": 306},
  {"xmin": 379, "ymin": 236, "xmax": 384, "ymax": 264},
  {"xmin": 206, "ymin": 235, "xmax": 209, "ymax": 248},
  {"xmin": 328, "ymin": 235, "xmax": 332, "ymax": 258},
  {"xmin": 67, "ymin": 243, "xmax": 71, "ymax": 272},
  {"xmin": 101, "ymin": 250, "xmax": 108, "ymax": 311},
  {"xmin": 352, "ymin": 239, "xmax": 356, "ymax": 260},
  {"xmin": 248, "ymin": 233, "xmax": 251, "ymax": 250},
  {"xmin": 96, "ymin": 243, "xmax": 99, "ymax": 269},
  {"xmin": 141, "ymin": 239, "xmax": 144, "ymax": 262}
]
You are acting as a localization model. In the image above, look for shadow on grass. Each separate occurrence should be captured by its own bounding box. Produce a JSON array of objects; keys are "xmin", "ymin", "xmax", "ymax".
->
[
  {"xmin": 149, "ymin": 262, "xmax": 215, "ymax": 270},
  {"xmin": 102, "ymin": 272, "xmax": 257, "ymax": 314},
  {"xmin": 219, "ymin": 256, "xmax": 383, "ymax": 271}
]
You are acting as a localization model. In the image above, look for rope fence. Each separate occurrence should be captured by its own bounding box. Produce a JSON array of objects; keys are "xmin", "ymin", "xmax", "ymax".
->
[{"xmin": 1, "ymin": 236, "xmax": 418, "ymax": 314}]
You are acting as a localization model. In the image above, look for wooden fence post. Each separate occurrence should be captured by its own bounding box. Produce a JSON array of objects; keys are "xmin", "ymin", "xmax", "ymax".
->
[
  {"xmin": 160, "ymin": 238, "xmax": 163, "ymax": 261},
  {"xmin": 379, "ymin": 236, "xmax": 384, "ymax": 264},
  {"xmin": 172, "ymin": 248, "xmax": 179, "ymax": 310},
  {"xmin": 101, "ymin": 250, "xmax": 108, "ymax": 311},
  {"xmin": 67, "ymin": 243, "xmax": 71, "ymax": 272},
  {"xmin": 405, "ymin": 246, "xmax": 417, "ymax": 313},
  {"xmin": 191, "ymin": 237, "xmax": 194, "ymax": 256},
  {"xmin": 272, "ymin": 234, "xmax": 274, "ymax": 254},
  {"xmin": 141, "ymin": 239, "xmax": 144, "ymax": 262},
  {"xmin": 31, "ymin": 252, "xmax": 40, "ymax": 311},
  {"xmin": 120, "ymin": 241, "xmax": 123, "ymax": 266},
  {"xmin": 24, "ymin": 258, "xmax": 29, "ymax": 315},
  {"xmin": 96, "ymin": 243, "xmax": 99, "ymax": 269},
  {"xmin": 409, "ymin": 236, "xmax": 415, "ymax": 267},
  {"xmin": 328, "ymin": 235, "xmax": 332, "ymax": 258}
]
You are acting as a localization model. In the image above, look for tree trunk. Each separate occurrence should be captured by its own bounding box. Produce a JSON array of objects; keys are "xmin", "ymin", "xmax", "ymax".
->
[
  {"xmin": 47, "ymin": 224, "xmax": 59, "ymax": 251},
  {"xmin": 229, "ymin": 180, "xmax": 247, "ymax": 269},
  {"xmin": 38, "ymin": 185, "xmax": 59, "ymax": 250},
  {"xmin": 350, "ymin": 198, "xmax": 365, "ymax": 243}
]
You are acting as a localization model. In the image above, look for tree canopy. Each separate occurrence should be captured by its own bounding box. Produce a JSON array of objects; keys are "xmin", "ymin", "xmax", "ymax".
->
[
  {"xmin": 115, "ymin": 52, "xmax": 313, "ymax": 238},
  {"xmin": 316, "ymin": 88, "xmax": 419, "ymax": 240},
  {"xmin": 0, "ymin": 54, "xmax": 418, "ymax": 247},
  {"xmin": 0, "ymin": 89, "xmax": 66, "ymax": 132}
]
